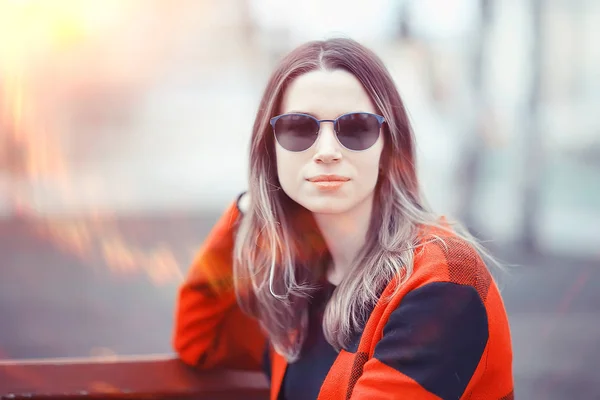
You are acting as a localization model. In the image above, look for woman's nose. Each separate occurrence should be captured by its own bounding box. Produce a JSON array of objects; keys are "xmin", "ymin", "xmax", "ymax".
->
[{"xmin": 312, "ymin": 122, "xmax": 342, "ymax": 164}]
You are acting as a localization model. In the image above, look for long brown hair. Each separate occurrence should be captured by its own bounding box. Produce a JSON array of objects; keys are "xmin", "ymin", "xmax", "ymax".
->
[{"xmin": 233, "ymin": 38, "xmax": 494, "ymax": 361}]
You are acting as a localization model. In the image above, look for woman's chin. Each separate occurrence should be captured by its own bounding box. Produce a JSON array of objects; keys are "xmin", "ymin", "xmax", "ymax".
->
[{"xmin": 297, "ymin": 197, "xmax": 351, "ymax": 215}]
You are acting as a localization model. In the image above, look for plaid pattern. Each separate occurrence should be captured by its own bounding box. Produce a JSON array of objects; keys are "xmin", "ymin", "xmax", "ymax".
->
[{"xmin": 174, "ymin": 201, "xmax": 514, "ymax": 399}]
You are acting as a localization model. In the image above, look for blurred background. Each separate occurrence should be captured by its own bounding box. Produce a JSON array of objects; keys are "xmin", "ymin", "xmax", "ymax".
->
[{"xmin": 0, "ymin": 0, "xmax": 598, "ymax": 398}]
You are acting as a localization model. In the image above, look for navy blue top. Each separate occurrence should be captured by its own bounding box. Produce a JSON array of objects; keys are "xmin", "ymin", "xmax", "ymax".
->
[
  {"xmin": 261, "ymin": 280, "xmax": 491, "ymax": 400},
  {"xmin": 263, "ymin": 281, "xmax": 339, "ymax": 400}
]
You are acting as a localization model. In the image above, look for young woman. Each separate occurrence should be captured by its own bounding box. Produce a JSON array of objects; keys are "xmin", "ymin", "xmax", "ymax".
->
[{"xmin": 173, "ymin": 38, "xmax": 514, "ymax": 400}]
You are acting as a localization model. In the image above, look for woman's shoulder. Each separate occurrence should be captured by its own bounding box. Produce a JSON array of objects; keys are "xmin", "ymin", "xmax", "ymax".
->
[
  {"xmin": 372, "ymin": 226, "xmax": 501, "ymax": 334},
  {"xmin": 405, "ymin": 223, "xmax": 494, "ymax": 298}
]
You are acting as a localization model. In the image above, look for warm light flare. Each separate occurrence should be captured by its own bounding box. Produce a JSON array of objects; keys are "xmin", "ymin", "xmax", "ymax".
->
[
  {"xmin": 0, "ymin": 0, "xmax": 131, "ymax": 56},
  {"xmin": 0, "ymin": 0, "xmax": 185, "ymax": 286},
  {"xmin": 34, "ymin": 219, "xmax": 185, "ymax": 285}
]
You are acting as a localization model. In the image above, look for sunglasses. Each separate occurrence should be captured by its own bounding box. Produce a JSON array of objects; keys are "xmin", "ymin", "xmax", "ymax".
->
[{"xmin": 270, "ymin": 112, "xmax": 385, "ymax": 152}]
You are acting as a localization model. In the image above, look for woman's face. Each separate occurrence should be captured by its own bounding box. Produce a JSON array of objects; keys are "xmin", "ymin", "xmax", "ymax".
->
[{"xmin": 275, "ymin": 69, "xmax": 384, "ymax": 214}]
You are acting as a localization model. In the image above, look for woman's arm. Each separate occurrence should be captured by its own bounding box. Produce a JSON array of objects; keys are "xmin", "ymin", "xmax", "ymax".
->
[{"xmin": 173, "ymin": 195, "xmax": 266, "ymax": 370}]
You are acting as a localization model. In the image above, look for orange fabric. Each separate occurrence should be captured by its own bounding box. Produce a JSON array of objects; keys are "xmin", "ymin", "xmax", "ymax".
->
[
  {"xmin": 315, "ymin": 234, "xmax": 514, "ymax": 400},
  {"xmin": 351, "ymin": 359, "xmax": 441, "ymax": 400},
  {"xmin": 172, "ymin": 201, "xmax": 266, "ymax": 370},
  {"xmin": 173, "ymin": 203, "xmax": 514, "ymax": 399},
  {"xmin": 270, "ymin": 348, "xmax": 288, "ymax": 400},
  {"xmin": 317, "ymin": 350, "xmax": 355, "ymax": 400}
]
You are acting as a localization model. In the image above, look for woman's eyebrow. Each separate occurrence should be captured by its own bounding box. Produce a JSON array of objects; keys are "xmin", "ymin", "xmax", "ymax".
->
[
  {"xmin": 286, "ymin": 110, "xmax": 319, "ymax": 118},
  {"xmin": 285, "ymin": 111, "xmax": 356, "ymax": 120}
]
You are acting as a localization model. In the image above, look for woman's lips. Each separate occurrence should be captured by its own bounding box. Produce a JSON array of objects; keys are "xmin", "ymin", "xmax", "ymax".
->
[
  {"xmin": 307, "ymin": 175, "xmax": 350, "ymax": 182},
  {"xmin": 307, "ymin": 177, "xmax": 349, "ymax": 191},
  {"xmin": 312, "ymin": 181, "xmax": 345, "ymax": 190}
]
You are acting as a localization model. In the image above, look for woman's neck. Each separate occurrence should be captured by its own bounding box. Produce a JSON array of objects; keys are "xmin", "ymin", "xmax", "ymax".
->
[{"xmin": 313, "ymin": 194, "xmax": 375, "ymax": 285}]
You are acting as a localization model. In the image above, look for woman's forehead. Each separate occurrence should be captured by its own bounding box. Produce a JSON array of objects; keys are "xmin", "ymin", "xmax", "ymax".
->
[{"xmin": 280, "ymin": 70, "xmax": 376, "ymax": 118}]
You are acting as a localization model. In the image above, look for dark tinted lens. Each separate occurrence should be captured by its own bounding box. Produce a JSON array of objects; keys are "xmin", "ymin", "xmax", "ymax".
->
[
  {"xmin": 274, "ymin": 114, "xmax": 319, "ymax": 152},
  {"xmin": 336, "ymin": 113, "xmax": 381, "ymax": 151}
]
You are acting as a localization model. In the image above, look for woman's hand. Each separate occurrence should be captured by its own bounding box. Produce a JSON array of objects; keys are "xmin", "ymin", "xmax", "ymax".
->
[{"xmin": 237, "ymin": 192, "xmax": 251, "ymax": 214}]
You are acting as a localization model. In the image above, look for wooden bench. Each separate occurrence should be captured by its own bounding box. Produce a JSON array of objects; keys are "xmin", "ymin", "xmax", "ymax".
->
[{"xmin": 0, "ymin": 354, "xmax": 269, "ymax": 399}]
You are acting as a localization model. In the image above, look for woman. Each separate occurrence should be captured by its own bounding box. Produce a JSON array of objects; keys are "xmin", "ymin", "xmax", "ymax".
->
[{"xmin": 173, "ymin": 38, "xmax": 514, "ymax": 400}]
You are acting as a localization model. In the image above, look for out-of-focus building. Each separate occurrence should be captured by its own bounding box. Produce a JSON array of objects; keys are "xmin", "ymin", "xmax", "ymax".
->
[{"xmin": 1, "ymin": 0, "xmax": 598, "ymax": 258}]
